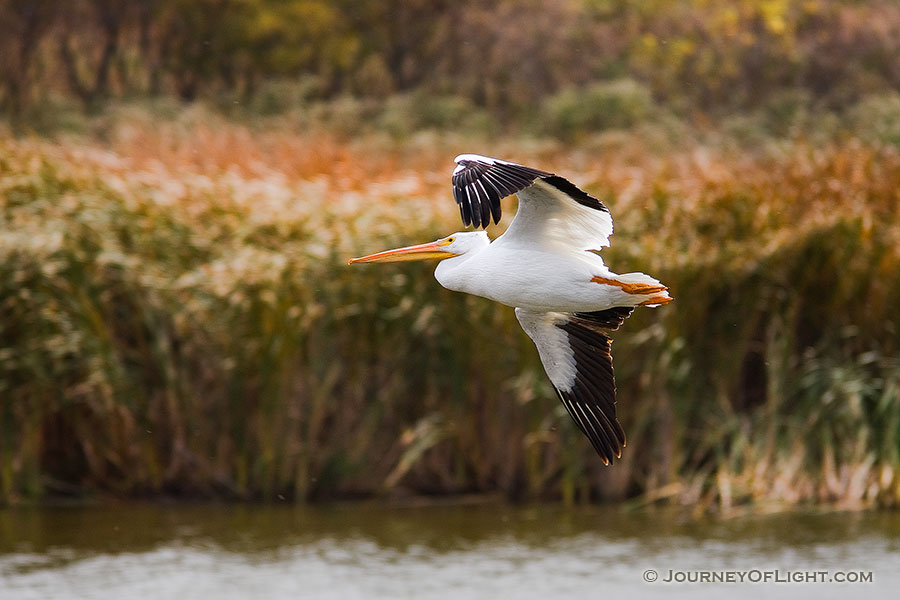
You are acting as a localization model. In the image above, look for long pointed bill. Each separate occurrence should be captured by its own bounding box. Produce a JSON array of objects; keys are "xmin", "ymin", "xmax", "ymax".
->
[{"xmin": 348, "ymin": 240, "xmax": 457, "ymax": 264}]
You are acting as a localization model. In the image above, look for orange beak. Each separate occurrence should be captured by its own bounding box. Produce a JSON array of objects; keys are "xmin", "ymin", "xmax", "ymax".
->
[{"xmin": 348, "ymin": 240, "xmax": 457, "ymax": 264}]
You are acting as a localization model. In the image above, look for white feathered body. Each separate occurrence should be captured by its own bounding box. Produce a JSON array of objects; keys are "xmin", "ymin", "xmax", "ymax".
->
[{"xmin": 435, "ymin": 234, "xmax": 666, "ymax": 313}]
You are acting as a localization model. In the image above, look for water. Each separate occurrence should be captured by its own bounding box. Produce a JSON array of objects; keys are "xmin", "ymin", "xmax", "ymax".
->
[{"xmin": 1, "ymin": 502, "xmax": 898, "ymax": 599}]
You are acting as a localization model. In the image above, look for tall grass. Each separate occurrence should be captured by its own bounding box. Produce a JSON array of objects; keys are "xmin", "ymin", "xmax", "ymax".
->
[{"xmin": 1, "ymin": 113, "xmax": 899, "ymax": 511}]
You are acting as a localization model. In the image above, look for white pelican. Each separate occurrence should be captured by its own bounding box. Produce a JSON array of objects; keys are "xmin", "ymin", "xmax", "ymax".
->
[{"xmin": 349, "ymin": 154, "xmax": 671, "ymax": 464}]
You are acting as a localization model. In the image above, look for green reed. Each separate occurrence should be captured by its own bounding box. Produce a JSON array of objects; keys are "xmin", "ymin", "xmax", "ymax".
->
[{"xmin": 1, "ymin": 129, "xmax": 898, "ymax": 511}]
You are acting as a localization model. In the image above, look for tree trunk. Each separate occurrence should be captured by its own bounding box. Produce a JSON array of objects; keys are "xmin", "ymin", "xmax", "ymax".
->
[
  {"xmin": 57, "ymin": 4, "xmax": 121, "ymax": 111},
  {"xmin": 3, "ymin": 1, "xmax": 52, "ymax": 124}
]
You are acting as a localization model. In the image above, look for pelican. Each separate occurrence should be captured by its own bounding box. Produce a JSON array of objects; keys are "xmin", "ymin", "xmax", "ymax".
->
[{"xmin": 349, "ymin": 154, "xmax": 671, "ymax": 464}]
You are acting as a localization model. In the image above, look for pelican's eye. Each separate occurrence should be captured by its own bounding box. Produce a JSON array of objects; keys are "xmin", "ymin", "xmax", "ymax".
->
[{"xmin": 445, "ymin": 237, "xmax": 455, "ymax": 244}]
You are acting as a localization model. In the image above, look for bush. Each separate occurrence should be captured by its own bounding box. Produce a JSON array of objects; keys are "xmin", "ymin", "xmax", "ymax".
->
[
  {"xmin": 244, "ymin": 77, "xmax": 325, "ymax": 116},
  {"xmin": 849, "ymin": 92, "xmax": 900, "ymax": 149},
  {"xmin": 377, "ymin": 93, "xmax": 493, "ymax": 139},
  {"xmin": 541, "ymin": 79, "xmax": 655, "ymax": 140},
  {"xmin": 303, "ymin": 95, "xmax": 380, "ymax": 137}
]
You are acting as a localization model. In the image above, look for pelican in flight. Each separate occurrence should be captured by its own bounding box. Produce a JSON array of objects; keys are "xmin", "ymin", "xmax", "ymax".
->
[{"xmin": 349, "ymin": 154, "xmax": 671, "ymax": 464}]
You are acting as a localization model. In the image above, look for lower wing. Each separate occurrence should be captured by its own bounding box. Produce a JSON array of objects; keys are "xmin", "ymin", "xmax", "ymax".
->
[{"xmin": 515, "ymin": 307, "xmax": 633, "ymax": 464}]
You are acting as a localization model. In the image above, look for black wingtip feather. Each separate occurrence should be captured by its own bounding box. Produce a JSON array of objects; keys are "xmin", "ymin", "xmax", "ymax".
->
[
  {"xmin": 451, "ymin": 156, "xmax": 552, "ymax": 229},
  {"xmin": 557, "ymin": 390, "xmax": 616, "ymax": 465},
  {"xmin": 541, "ymin": 176, "xmax": 609, "ymax": 213},
  {"xmin": 554, "ymin": 317, "xmax": 626, "ymax": 462}
]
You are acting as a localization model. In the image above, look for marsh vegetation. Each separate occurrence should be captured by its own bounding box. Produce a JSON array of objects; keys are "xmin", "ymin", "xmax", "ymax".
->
[{"xmin": 2, "ymin": 0, "xmax": 899, "ymax": 511}]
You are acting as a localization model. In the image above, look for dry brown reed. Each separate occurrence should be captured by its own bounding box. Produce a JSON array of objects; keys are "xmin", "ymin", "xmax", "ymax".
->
[{"xmin": 2, "ymin": 113, "xmax": 899, "ymax": 511}]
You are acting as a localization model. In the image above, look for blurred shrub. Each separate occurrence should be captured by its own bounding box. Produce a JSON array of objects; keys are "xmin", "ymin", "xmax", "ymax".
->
[
  {"xmin": 350, "ymin": 55, "xmax": 395, "ymax": 99},
  {"xmin": 304, "ymin": 95, "xmax": 380, "ymax": 136},
  {"xmin": 760, "ymin": 88, "xmax": 813, "ymax": 137},
  {"xmin": 849, "ymin": 92, "xmax": 900, "ymax": 149},
  {"xmin": 378, "ymin": 93, "xmax": 493, "ymax": 138},
  {"xmin": 243, "ymin": 77, "xmax": 325, "ymax": 116},
  {"xmin": 541, "ymin": 79, "xmax": 655, "ymax": 140},
  {"xmin": 11, "ymin": 94, "xmax": 88, "ymax": 136}
]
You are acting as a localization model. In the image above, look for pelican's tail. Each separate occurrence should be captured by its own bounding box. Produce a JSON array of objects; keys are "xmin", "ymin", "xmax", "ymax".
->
[
  {"xmin": 623, "ymin": 272, "xmax": 672, "ymax": 307},
  {"xmin": 591, "ymin": 272, "xmax": 673, "ymax": 307}
]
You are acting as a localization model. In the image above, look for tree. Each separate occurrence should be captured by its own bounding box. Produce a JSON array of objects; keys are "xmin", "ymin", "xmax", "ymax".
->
[{"xmin": 0, "ymin": 0, "xmax": 55, "ymax": 121}]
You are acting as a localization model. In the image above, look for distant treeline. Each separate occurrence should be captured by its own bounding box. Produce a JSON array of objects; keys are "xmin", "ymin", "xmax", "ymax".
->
[{"xmin": 4, "ymin": 0, "xmax": 900, "ymax": 121}]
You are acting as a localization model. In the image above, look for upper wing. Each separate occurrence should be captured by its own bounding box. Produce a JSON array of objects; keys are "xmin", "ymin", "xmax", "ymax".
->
[
  {"xmin": 452, "ymin": 154, "xmax": 614, "ymax": 250},
  {"xmin": 515, "ymin": 307, "xmax": 632, "ymax": 464}
]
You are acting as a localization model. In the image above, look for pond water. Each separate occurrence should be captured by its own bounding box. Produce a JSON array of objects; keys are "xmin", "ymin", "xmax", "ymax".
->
[{"xmin": 1, "ymin": 502, "xmax": 898, "ymax": 599}]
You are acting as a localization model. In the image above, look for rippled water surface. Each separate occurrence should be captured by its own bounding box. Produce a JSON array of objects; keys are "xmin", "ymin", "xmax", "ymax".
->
[{"xmin": 1, "ymin": 503, "xmax": 898, "ymax": 599}]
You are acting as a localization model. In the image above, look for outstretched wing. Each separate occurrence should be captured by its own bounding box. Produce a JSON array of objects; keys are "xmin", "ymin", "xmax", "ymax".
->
[
  {"xmin": 452, "ymin": 153, "xmax": 614, "ymax": 250},
  {"xmin": 515, "ymin": 307, "xmax": 632, "ymax": 464}
]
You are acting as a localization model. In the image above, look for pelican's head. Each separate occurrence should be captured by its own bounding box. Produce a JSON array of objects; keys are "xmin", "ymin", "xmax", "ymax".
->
[{"xmin": 348, "ymin": 231, "xmax": 489, "ymax": 264}]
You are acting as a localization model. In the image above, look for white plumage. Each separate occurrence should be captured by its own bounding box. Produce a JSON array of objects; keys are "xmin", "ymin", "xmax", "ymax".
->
[
  {"xmin": 514, "ymin": 309, "xmax": 578, "ymax": 390},
  {"xmin": 350, "ymin": 154, "xmax": 672, "ymax": 464}
]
